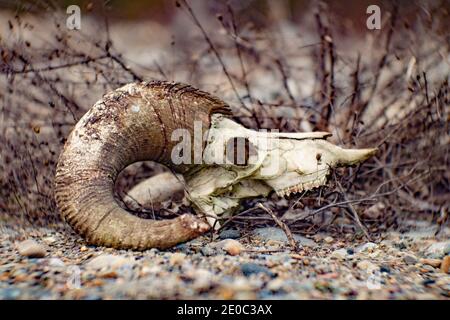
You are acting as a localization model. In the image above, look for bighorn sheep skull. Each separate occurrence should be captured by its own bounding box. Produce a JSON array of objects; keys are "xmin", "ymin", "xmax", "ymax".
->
[{"xmin": 55, "ymin": 81, "xmax": 376, "ymax": 250}]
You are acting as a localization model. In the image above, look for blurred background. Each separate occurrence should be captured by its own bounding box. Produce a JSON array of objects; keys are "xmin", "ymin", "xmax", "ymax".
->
[{"xmin": 0, "ymin": 0, "xmax": 449, "ymax": 237}]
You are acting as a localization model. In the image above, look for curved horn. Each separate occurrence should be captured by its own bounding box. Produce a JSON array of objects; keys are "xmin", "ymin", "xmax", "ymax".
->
[{"xmin": 55, "ymin": 81, "xmax": 232, "ymax": 249}]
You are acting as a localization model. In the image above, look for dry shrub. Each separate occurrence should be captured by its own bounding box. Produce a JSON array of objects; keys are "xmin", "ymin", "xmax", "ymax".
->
[{"xmin": 0, "ymin": 1, "xmax": 448, "ymax": 238}]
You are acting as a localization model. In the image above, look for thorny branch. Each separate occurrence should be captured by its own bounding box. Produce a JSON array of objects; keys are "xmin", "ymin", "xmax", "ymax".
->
[{"xmin": 0, "ymin": 1, "xmax": 448, "ymax": 240}]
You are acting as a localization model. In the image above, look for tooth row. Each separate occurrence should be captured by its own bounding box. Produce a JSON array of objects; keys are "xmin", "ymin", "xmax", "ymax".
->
[
  {"xmin": 276, "ymin": 178, "xmax": 327, "ymax": 197},
  {"xmin": 277, "ymin": 184, "xmax": 303, "ymax": 197}
]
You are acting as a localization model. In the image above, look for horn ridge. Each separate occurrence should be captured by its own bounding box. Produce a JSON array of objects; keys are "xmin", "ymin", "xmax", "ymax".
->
[{"xmin": 55, "ymin": 81, "xmax": 228, "ymax": 249}]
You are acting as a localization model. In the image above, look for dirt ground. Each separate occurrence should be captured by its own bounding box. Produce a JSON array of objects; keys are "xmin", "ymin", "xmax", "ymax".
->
[{"xmin": 1, "ymin": 218, "xmax": 449, "ymax": 300}]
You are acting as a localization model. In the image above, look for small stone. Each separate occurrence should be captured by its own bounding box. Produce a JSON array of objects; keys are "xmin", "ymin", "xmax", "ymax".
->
[
  {"xmin": 394, "ymin": 242, "xmax": 407, "ymax": 250},
  {"xmin": 98, "ymin": 270, "xmax": 118, "ymax": 279},
  {"xmin": 355, "ymin": 242, "xmax": 378, "ymax": 253},
  {"xmin": 85, "ymin": 254, "xmax": 135, "ymax": 270},
  {"xmin": 420, "ymin": 258, "xmax": 442, "ymax": 268},
  {"xmin": 174, "ymin": 243, "xmax": 188, "ymax": 252},
  {"xmin": 314, "ymin": 264, "xmax": 332, "ymax": 274},
  {"xmin": 80, "ymin": 246, "xmax": 88, "ymax": 252},
  {"xmin": 380, "ymin": 265, "xmax": 391, "ymax": 274},
  {"xmin": 48, "ymin": 258, "xmax": 65, "ymax": 267},
  {"xmin": 422, "ymin": 279, "xmax": 436, "ymax": 286},
  {"xmin": 403, "ymin": 254, "xmax": 418, "ymax": 265},
  {"xmin": 200, "ymin": 246, "xmax": 215, "ymax": 257},
  {"xmin": 445, "ymin": 244, "xmax": 450, "ymax": 255},
  {"xmin": 264, "ymin": 254, "xmax": 292, "ymax": 268},
  {"xmin": 441, "ymin": 256, "xmax": 450, "ymax": 274},
  {"xmin": 425, "ymin": 241, "xmax": 450, "ymax": 258},
  {"xmin": 240, "ymin": 263, "xmax": 275, "ymax": 278},
  {"xmin": 148, "ymin": 248, "xmax": 160, "ymax": 255},
  {"xmin": 217, "ymin": 287, "xmax": 235, "ymax": 299},
  {"xmin": 324, "ymin": 236, "xmax": 334, "ymax": 244},
  {"xmin": 0, "ymin": 288, "xmax": 21, "ymax": 300},
  {"xmin": 357, "ymin": 260, "xmax": 377, "ymax": 272},
  {"xmin": 331, "ymin": 248, "xmax": 348, "ymax": 260},
  {"xmin": 266, "ymin": 278, "xmax": 285, "ymax": 291},
  {"xmin": 169, "ymin": 252, "xmax": 186, "ymax": 266},
  {"xmin": 192, "ymin": 269, "xmax": 213, "ymax": 290},
  {"xmin": 368, "ymin": 249, "xmax": 383, "ymax": 259},
  {"xmin": 221, "ymin": 239, "xmax": 244, "ymax": 256},
  {"xmin": 17, "ymin": 240, "xmax": 46, "ymax": 258},
  {"xmin": 219, "ymin": 229, "xmax": 241, "ymax": 240},
  {"xmin": 290, "ymin": 253, "xmax": 303, "ymax": 260},
  {"xmin": 253, "ymin": 227, "xmax": 316, "ymax": 247},
  {"xmin": 224, "ymin": 277, "xmax": 256, "ymax": 292},
  {"xmin": 42, "ymin": 236, "xmax": 57, "ymax": 245},
  {"xmin": 140, "ymin": 265, "xmax": 160, "ymax": 276},
  {"xmin": 266, "ymin": 239, "xmax": 283, "ymax": 247},
  {"xmin": 421, "ymin": 264, "xmax": 436, "ymax": 273}
]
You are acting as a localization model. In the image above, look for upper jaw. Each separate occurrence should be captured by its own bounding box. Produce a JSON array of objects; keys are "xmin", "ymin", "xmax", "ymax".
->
[{"xmin": 274, "ymin": 175, "xmax": 328, "ymax": 197}]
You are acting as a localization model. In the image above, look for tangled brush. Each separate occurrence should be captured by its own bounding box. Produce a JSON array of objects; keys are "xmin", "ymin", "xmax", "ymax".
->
[{"xmin": 0, "ymin": 1, "xmax": 448, "ymax": 240}]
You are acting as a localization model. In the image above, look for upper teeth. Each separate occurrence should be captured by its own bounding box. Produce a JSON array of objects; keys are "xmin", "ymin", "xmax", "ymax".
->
[{"xmin": 276, "ymin": 177, "xmax": 327, "ymax": 197}]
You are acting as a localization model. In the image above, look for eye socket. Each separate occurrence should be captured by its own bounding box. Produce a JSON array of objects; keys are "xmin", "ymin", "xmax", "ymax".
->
[{"xmin": 225, "ymin": 137, "xmax": 256, "ymax": 166}]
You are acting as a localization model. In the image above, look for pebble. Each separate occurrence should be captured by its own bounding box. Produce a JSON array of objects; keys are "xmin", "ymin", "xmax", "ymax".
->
[
  {"xmin": 221, "ymin": 239, "xmax": 244, "ymax": 256},
  {"xmin": 140, "ymin": 265, "xmax": 160, "ymax": 276},
  {"xmin": 379, "ymin": 265, "xmax": 391, "ymax": 274},
  {"xmin": 425, "ymin": 241, "xmax": 450, "ymax": 258},
  {"xmin": 0, "ymin": 288, "xmax": 21, "ymax": 300},
  {"xmin": 265, "ymin": 253, "xmax": 292, "ymax": 265},
  {"xmin": 394, "ymin": 242, "xmax": 407, "ymax": 250},
  {"xmin": 422, "ymin": 279, "xmax": 436, "ymax": 286},
  {"xmin": 48, "ymin": 258, "xmax": 65, "ymax": 267},
  {"xmin": 240, "ymin": 263, "xmax": 275, "ymax": 278},
  {"xmin": 421, "ymin": 265, "xmax": 436, "ymax": 273},
  {"xmin": 219, "ymin": 229, "xmax": 241, "ymax": 240},
  {"xmin": 403, "ymin": 254, "xmax": 418, "ymax": 265},
  {"xmin": 445, "ymin": 244, "xmax": 450, "ymax": 255},
  {"xmin": 42, "ymin": 236, "xmax": 57, "ymax": 245},
  {"xmin": 355, "ymin": 242, "xmax": 378, "ymax": 253},
  {"xmin": 420, "ymin": 258, "xmax": 441, "ymax": 268},
  {"xmin": 331, "ymin": 248, "xmax": 348, "ymax": 260},
  {"xmin": 174, "ymin": 243, "xmax": 188, "ymax": 252},
  {"xmin": 441, "ymin": 256, "xmax": 450, "ymax": 274},
  {"xmin": 357, "ymin": 260, "xmax": 377, "ymax": 272},
  {"xmin": 169, "ymin": 252, "xmax": 186, "ymax": 266},
  {"xmin": 85, "ymin": 254, "xmax": 135, "ymax": 270},
  {"xmin": 324, "ymin": 236, "xmax": 334, "ymax": 244},
  {"xmin": 17, "ymin": 240, "xmax": 46, "ymax": 258},
  {"xmin": 200, "ymin": 246, "xmax": 215, "ymax": 257},
  {"xmin": 266, "ymin": 278, "xmax": 285, "ymax": 291},
  {"xmin": 223, "ymin": 277, "xmax": 256, "ymax": 292},
  {"xmin": 252, "ymin": 227, "xmax": 316, "ymax": 247},
  {"xmin": 192, "ymin": 269, "xmax": 213, "ymax": 290}
]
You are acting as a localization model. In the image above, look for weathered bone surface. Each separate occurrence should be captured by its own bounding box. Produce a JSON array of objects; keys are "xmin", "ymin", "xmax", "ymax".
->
[
  {"xmin": 124, "ymin": 172, "xmax": 185, "ymax": 210},
  {"xmin": 130, "ymin": 115, "xmax": 377, "ymax": 228},
  {"xmin": 55, "ymin": 81, "xmax": 376, "ymax": 250}
]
